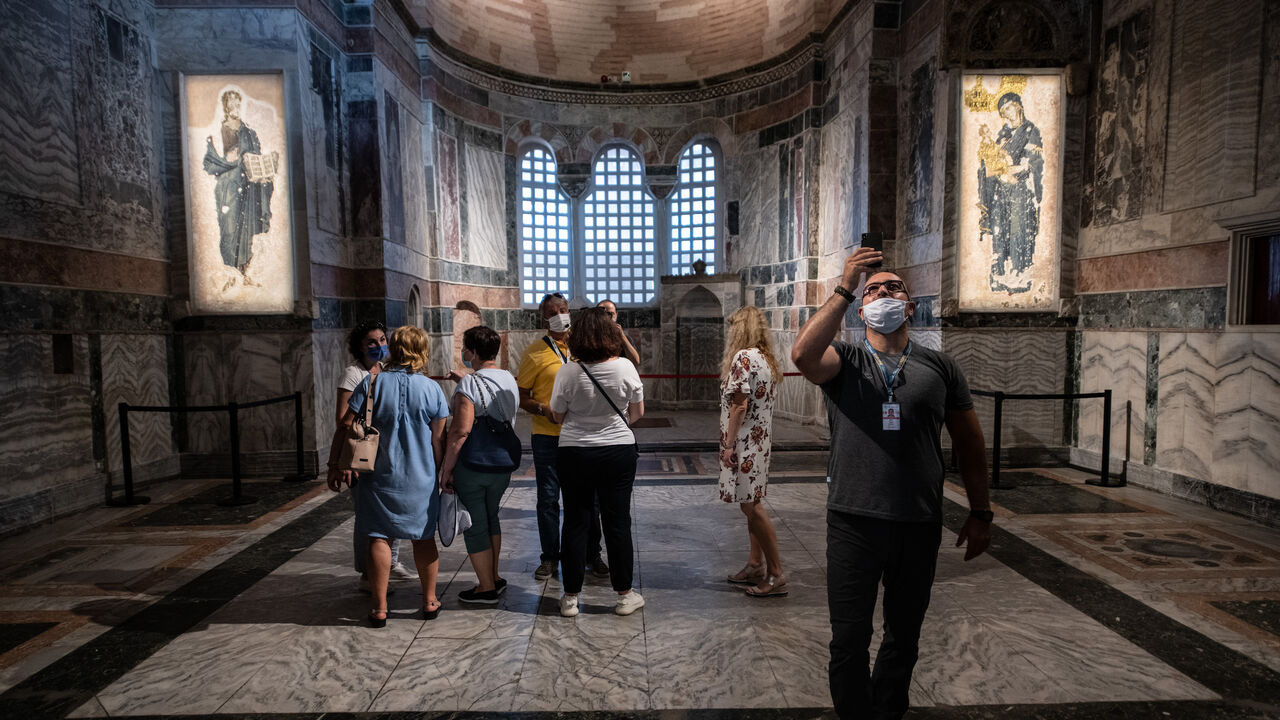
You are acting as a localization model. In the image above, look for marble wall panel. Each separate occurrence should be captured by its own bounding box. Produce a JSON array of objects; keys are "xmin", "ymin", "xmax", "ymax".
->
[
  {"xmin": 1078, "ymin": 330, "xmax": 1149, "ymax": 464},
  {"xmin": 903, "ymin": 60, "xmax": 935, "ymax": 238},
  {"xmin": 312, "ymin": 328, "xmax": 347, "ymax": 449},
  {"xmin": 1090, "ymin": 9, "xmax": 1150, "ymax": 227},
  {"xmin": 1210, "ymin": 333, "xmax": 1280, "ymax": 499},
  {"xmin": 101, "ymin": 334, "xmax": 174, "ymax": 472},
  {"xmin": 944, "ymin": 330, "xmax": 1067, "ymax": 449},
  {"xmin": 0, "ymin": 334, "xmax": 94, "ymax": 498},
  {"xmin": 818, "ymin": 109, "xmax": 862, "ymax": 258},
  {"xmin": 1250, "ymin": 333, "xmax": 1280, "ymax": 499},
  {"xmin": 736, "ymin": 146, "xmax": 780, "ymax": 269},
  {"xmin": 383, "ymin": 92, "xmax": 406, "ymax": 244},
  {"xmin": 399, "ymin": 102, "xmax": 429, "ymax": 256},
  {"xmin": 1212, "ymin": 333, "xmax": 1255, "ymax": 493},
  {"xmin": 436, "ymin": 132, "xmax": 462, "ymax": 261},
  {"xmin": 181, "ymin": 332, "xmax": 314, "ymax": 455},
  {"xmin": 0, "ymin": 0, "xmax": 80, "ymax": 206},
  {"xmin": 306, "ymin": 40, "xmax": 344, "ymax": 237},
  {"xmin": 463, "ymin": 146, "xmax": 508, "ymax": 270},
  {"xmin": 1155, "ymin": 332, "xmax": 1216, "ymax": 482},
  {"xmin": 1162, "ymin": 0, "xmax": 1262, "ymax": 211}
]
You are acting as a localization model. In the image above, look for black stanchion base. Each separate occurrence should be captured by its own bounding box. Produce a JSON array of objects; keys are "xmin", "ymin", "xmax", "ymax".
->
[
  {"xmin": 217, "ymin": 495, "xmax": 258, "ymax": 507},
  {"xmin": 1086, "ymin": 478, "xmax": 1126, "ymax": 488},
  {"xmin": 106, "ymin": 495, "xmax": 152, "ymax": 507},
  {"xmin": 281, "ymin": 473, "xmax": 316, "ymax": 483}
]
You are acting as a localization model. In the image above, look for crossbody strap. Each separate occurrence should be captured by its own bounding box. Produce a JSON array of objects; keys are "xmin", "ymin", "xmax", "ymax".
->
[
  {"xmin": 576, "ymin": 361, "xmax": 629, "ymax": 427},
  {"xmin": 471, "ymin": 373, "xmax": 491, "ymax": 415},
  {"xmin": 361, "ymin": 372, "xmax": 378, "ymax": 426}
]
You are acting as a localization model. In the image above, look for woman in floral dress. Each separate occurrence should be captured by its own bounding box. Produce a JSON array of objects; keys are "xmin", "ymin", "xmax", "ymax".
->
[{"xmin": 718, "ymin": 306, "xmax": 786, "ymax": 597}]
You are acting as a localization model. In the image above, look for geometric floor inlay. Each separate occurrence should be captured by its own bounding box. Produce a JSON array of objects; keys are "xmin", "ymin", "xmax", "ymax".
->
[
  {"xmin": 1209, "ymin": 599, "xmax": 1280, "ymax": 639},
  {"xmin": 1042, "ymin": 525, "xmax": 1280, "ymax": 580},
  {"xmin": 0, "ymin": 622, "xmax": 57, "ymax": 655}
]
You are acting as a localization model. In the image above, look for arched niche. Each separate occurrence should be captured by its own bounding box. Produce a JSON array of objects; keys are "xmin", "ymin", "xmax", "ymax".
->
[{"xmin": 657, "ymin": 272, "xmax": 743, "ymax": 408}]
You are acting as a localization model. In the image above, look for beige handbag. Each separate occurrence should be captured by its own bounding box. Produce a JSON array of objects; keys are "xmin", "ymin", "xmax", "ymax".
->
[{"xmin": 339, "ymin": 374, "xmax": 380, "ymax": 472}]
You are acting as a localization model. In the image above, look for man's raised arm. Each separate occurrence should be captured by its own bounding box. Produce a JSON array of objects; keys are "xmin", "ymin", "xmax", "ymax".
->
[{"xmin": 792, "ymin": 247, "xmax": 883, "ymax": 385}]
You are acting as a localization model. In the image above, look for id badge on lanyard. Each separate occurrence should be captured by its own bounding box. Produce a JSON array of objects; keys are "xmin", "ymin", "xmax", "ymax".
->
[{"xmin": 865, "ymin": 339, "xmax": 910, "ymax": 432}]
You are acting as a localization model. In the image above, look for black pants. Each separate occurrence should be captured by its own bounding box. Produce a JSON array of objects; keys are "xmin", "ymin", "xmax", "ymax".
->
[
  {"xmin": 827, "ymin": 510, "xmax": 942, "ymax": 720},
  {"xmin": 558, "ymin": 444, "xmax": 638, "ymax": 594}
]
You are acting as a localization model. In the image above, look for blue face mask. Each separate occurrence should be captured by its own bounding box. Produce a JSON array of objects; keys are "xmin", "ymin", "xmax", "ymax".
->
[
  {"xmin": 367, "ymin": 344, "xmax": 389, "ymax": 363},
  {"xmin": 462, "ymin": 353, "xmax": 473, "ymax": 370}
]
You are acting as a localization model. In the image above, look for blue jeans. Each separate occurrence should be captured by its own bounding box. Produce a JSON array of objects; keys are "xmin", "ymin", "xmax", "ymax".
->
[{"xmin": 532, "ymin": 434, "xmax": 601, "ymax": 562}]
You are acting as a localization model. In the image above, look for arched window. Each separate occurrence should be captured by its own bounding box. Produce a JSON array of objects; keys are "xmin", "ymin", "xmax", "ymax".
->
[
  {"xmin": 669, "ymin": 142, "xmax": 718, "ymax": 274},
  {"xmin": 518, "ymin": 147, "xmax": 572, "ymax": 305},
  {"xmin": 582, "ymin": 146, "xmax": 657, "ymax": 306}
]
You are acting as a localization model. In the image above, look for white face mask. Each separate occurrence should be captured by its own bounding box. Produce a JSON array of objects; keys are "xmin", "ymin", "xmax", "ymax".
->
[
  {"xmin": 860, "ymin": 297, "xmax": 911, "ymax": 334},
  {"xmin": 547, "ymin": 312, "xmax": 571, "ymax": 333}
]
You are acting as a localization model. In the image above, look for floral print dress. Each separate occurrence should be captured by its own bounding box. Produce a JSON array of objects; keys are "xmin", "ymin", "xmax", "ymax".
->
[{"xmin": 718, "ymin": 347, "xmax": 775, "ymax": 503}]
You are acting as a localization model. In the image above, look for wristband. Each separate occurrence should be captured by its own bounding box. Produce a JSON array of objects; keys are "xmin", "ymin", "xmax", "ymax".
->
[
  {"xmin": 969, "ymin": 509, "xmax": 994, "ymax": 523},
  {"xmin": 833, "ymin": 285, "xmax": 856, "ymax": 303}
]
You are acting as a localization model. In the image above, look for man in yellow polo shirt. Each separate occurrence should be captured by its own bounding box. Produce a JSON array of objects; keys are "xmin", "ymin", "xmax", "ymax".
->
[{"xmin": 518, "ymin": 293, "xmax": 606, "ymax": 580}]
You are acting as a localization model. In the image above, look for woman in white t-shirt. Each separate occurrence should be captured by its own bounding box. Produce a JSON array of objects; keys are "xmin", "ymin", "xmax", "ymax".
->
[
  {"xmin": 548, "ymin": 307, "xmax": 646, "ymax": 618},
  {"xmin": 439, "ymin": 325, "xmax": 520, "ymax": 605},
  {"xmin": 337, "ymin": 320, "xmax": 413, "ymax": 590}
]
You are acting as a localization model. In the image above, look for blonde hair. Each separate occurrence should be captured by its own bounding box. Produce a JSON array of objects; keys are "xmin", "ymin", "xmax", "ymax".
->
[
  {"xmin": 721, "ymin": 306, "xmax": 782, "ymax": 385},
  {"xmin": 388, "ymin": 326, "xmax": 430, "ymax": 374}
]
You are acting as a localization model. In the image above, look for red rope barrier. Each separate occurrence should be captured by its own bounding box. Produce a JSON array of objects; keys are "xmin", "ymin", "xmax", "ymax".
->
[{"xmin": 431, "ymin": 372, "xmax": 803, "ymax": 381}]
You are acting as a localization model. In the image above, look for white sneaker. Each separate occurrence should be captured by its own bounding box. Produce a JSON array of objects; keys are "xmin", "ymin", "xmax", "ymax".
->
[
  {"xmin": 559, "ymin": 593, "xmax": 580, "ymax": 617},
  {"xmin": 615, "ymin": 590, "xmax": 645, "ymax": 616},
  {"xmin": 389, "ymin": 562, "xmax": 419, "ymax": 581}
]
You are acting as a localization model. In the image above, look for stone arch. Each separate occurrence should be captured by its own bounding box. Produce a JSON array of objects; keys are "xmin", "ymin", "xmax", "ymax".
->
[
  {"xmin": 505, "ymin": 120, "xmax": 573, "ymax": 165},
  {"xmin": 663, "ymin": 117, "xmax": 737, "ymax": 164},
  {"xmin": 944, "ymin": 0, "xmax": 1088, "ymax": 67},
  {"xmin": 578, "ymin": 123, "xmax": 661, "ymax": 165}
]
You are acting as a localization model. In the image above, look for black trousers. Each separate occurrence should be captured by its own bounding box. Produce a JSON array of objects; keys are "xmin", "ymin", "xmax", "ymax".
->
[
  {"xmin": 557, "ymin": 444, "xmax": 638, "ymax": 594},
  {"xmin": 827, "ymin": 510, "xmax": 942, "ymax": 720}
]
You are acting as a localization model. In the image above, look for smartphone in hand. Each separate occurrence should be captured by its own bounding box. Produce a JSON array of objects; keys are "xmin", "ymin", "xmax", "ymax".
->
[{"xmin": 861, "ymin": 232, "xmax": 884, "ymax": 267}]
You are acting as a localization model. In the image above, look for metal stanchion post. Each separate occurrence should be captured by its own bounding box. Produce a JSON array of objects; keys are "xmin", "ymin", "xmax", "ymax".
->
[
  {"xmin": 990, "ymin": 392, "xmax": 1004, "ymax": 488},
  {"xmin": 283, "ymin": 391, "xmax": 314, "ymax": 483},
  {"xmin": 107, "ymin": 402, "xmax": 151, "ymax": 506},
  {"xmin": 220, "ymin": 401, "xmax": 257, "ymax": 506}
]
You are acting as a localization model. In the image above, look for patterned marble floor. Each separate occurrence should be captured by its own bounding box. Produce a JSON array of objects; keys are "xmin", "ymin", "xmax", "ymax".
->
[{"xmin": 1, "ymin": 456, "xmax": 1278, "ymax": 719}]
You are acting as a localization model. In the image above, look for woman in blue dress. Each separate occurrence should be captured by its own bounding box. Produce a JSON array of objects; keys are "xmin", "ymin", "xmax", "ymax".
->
[{"xmin": 326, "ymin": 325, "xmax": 450, "ymax": 627}]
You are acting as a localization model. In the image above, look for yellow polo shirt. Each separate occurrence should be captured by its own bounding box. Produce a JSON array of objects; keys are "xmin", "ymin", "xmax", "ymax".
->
[{"xmin": 517, "ymin": 335, "xmax": 570, "ymax": 437}]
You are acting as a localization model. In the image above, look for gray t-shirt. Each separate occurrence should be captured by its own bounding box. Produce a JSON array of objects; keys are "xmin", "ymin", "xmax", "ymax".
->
[{"xmin": 820, "ymin": 340, "xmax": 973, "ymax": 522}]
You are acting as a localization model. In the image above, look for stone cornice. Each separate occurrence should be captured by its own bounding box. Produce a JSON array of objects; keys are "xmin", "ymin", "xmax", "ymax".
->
[{"xmin": 421, "ymin": 37, "xmax": 824, "ymax": 105}]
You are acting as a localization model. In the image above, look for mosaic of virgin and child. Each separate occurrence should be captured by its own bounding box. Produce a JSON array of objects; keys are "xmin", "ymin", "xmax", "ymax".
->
[
  {"xmin": 976, "ymin": 92, "xmax": 1044, "ymax": 294},
  {"xmin": 202, "ymin": 89, "xmax": 278, "ymax": 291}
]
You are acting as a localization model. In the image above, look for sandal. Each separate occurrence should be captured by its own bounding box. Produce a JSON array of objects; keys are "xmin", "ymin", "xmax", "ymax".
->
[
  {"xmin": 368, "ymin": 609, "xmax": 388, "ymax": 628},
  {"xmin": 423, "ymin": 599, "xmax": 442, "ymax": 620},
  {"xmin": 727, "ymin": 563, "xmax": 766, "ymax": 585},
  {"xmin": 745, "ymin": 575, "xmax": 789, "ymax": 598}
]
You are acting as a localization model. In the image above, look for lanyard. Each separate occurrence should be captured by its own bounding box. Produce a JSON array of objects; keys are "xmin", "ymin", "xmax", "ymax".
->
[
  {"xmin": 543, "ymin": 335, "xmax": 568, "ymax": 364},
  {"xmin": 863, "ymin": 339, "xmax": 911, "ymax": 402}
]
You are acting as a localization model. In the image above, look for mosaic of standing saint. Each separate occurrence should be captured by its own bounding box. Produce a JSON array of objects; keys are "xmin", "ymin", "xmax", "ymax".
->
[
  {"xmin": 203, "ymin": 89, "xmax": 277, "ymax": 284},
  {"xmin": 958, "ymin": 74, "xmax": 1062, "ymax": 311},
  {"xmin": 182, "ymin": 74, "xmax": 294, "ymax": 313}
]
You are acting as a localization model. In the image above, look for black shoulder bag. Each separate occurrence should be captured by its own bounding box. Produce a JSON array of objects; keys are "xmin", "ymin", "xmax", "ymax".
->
[{"xmin": 458, "ymin": 373, "xmax": 523, "ymax": 473}]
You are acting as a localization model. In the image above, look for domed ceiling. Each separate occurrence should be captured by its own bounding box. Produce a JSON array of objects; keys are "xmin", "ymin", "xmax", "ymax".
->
[{"xmin": 411, "ymin": 0, "xmax": 838, "ymax": 85}]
